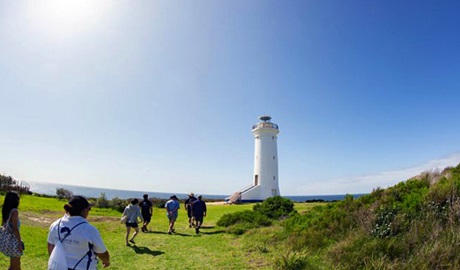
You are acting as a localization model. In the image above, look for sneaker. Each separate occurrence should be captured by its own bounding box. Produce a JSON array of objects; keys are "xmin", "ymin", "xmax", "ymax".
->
[
  {"xmin": 172, "ymin": 229, "xmax": 175, "ymax": 233},
  {"xmin": 168, "ymin": 231, "xmax": 172, "ymax": 235},
  {"xmin": 129, "ymin": 239, "xmax": 135, "ymax": 244},
  {"xmin": 195, "ymin": 228, "xmax": 199, "ymax": 234}
]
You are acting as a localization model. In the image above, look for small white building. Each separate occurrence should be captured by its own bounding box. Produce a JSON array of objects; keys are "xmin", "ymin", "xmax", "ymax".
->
[{"xmin": 227, "ymin": 116, "xmax": 280, "ymax": 203}]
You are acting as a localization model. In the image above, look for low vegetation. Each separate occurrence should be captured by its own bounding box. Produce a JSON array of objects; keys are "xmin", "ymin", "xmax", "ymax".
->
[
  {"xmin": 2, "ymin": 163, "xmax": 460, "ymax": 269},
  {"xmin": 267, "ymin": 163, "xmax": 460, "ymax": 269},
  {"xmin": 217, "ymin": 196, "xmax": 295, "ymax": 234}
]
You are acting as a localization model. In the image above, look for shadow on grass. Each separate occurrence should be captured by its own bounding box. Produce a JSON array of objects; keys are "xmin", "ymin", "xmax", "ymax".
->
[
  {"xmin": 130, "ymin": 246, "xmax": 165, "ymax": 256},
  {"xmin": 150, "ymin": 230, "xmax": 193, "ymax": 237},
  {"xmin": 200, "ymin": 230, "xmax": 225, "ymax": 235},
  {"xmin": 171, "ymin": 232, "xmax": 193, "ymax": 237}
]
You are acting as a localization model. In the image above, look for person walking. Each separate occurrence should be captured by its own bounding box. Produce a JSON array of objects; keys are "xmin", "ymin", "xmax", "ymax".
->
[
  {"xmin": 184, "ymin": 193, "xmax": 197, "ymax": 228},
  {"xmin": 47, "ymin": 195, "xmax": 110, "ymax": 269},
  {"xmin": 1, "ymin": 191, "xmax": 23, "ymax": 270},
  {"xmin": 192, "ymin": 195, "xmax": 207, "ymax": 234},
  {"xmin": 122, "ymin": 199, "xmax": 144, "ymax": 246},
  {"xmin": 165, "ymin": 195, "xmax": 180, "ymax": 234},
  {"xmin": 140, "ymin": 194, "xmax": 153, "ymax": 232}
]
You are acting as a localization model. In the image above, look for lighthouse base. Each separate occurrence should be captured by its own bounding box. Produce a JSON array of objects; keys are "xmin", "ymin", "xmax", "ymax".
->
[{"xmin": 226, "ymin": 184, "xmax": 279, "ymax": 203}]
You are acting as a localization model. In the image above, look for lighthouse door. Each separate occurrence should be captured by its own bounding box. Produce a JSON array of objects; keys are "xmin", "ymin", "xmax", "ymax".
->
[
  {"xmin": 272, "ymin": 189, "xmax": 277, "ymax": 196},
  {"xmin": 254, "ymin": 175, "xmax": 259, "ymax": 186}
]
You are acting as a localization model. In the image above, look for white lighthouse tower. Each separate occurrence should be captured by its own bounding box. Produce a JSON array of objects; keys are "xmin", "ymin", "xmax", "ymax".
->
[{"xmin": 228, "ymin": 116, "xmax": 280, "ymax": 203}]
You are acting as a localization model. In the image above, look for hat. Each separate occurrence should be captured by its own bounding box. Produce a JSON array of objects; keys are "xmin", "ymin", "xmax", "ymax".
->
[
  {"xmin": 170, "ymin": 195, "xmax": 178, "ymax": 200},
  {"xmin": 189, "ymin": 192, "xmax": 194, "ymax": 196}
]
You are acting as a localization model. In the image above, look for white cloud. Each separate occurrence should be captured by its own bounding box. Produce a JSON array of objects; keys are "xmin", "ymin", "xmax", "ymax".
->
[{"xmin": 287, "ymin": 153, "xmax": 460, "ymax": 195}]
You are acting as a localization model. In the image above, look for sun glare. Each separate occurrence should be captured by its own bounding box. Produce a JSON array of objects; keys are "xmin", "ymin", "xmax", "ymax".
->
[{"xmin": 27, "ymin": 0, "xmax": 111, "ymax": 40}]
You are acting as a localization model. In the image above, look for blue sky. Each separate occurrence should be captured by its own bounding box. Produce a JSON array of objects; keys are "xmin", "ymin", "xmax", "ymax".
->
[{"xmin": 1, "ymin": 1, "xmax": 460, "ymax": 196}]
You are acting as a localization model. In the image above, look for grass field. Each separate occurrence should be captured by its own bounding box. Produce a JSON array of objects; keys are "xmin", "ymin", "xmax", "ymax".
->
[{"xmin": 0, "ymin": 195, "xmax": 318, "ymax": 269}]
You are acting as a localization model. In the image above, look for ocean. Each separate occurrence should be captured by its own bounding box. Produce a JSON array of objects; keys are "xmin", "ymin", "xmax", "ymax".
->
[{"xmin": 28, "ymin": 181, "xmax": 365, "ymax": 202}]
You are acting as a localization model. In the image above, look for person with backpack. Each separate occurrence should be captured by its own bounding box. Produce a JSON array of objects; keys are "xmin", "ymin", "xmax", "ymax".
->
[{"xmin": 47, "ymin": 195, "xmax": 110, "ymax": 269}]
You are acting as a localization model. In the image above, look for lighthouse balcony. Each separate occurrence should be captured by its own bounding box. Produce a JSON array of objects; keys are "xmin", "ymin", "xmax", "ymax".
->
[{"xmin": 252, "ymin": 122, "xmax": 279, "ymax": 130}]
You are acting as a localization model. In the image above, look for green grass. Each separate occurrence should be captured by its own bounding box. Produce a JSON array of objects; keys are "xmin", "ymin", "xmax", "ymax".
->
[{"xmin": 1, "ymin": 195, "xmax": 317, "ymax": 269}]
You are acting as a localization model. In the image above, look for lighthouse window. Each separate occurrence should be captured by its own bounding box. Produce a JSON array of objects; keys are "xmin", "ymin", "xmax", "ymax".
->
[
  {"xmin": 273, "ymin": 176, "xmax": 275, "ymax": 180},
  {"xmin": 273, "ymin": 156, "xmax": 275, "ymax": 160},
  {"xmin": 272, "ymin": 136, "xmax": 274, "ymax": 140}
]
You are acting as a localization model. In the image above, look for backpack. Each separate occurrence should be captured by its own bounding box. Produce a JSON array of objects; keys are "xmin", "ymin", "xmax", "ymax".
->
[{"xmin": 48, "ymin": 219, "xmax": 89, "ymax": 270}]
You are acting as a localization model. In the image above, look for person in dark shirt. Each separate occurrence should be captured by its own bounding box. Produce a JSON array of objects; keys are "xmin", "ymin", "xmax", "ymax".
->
[
  {"xmin": 184, "ymin": 193, "xmax": 197, "ymax": 228},
  {"xmin": 192, "ymin": 195, "xmax": 207, "ymax": 234},
  {"xmin": 140, "ymin": 194, "xmax": 153, "ymax": 232}
]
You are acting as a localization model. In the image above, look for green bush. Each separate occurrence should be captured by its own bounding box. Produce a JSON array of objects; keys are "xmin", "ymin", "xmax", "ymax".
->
[
  {"xmin": 371, "ymin": 206, "xmax": 398, "ymax": 238},
  {"xmin": 110, "ymin": 196, "xmax": 127, "ymax": 212},
  {"xmin": 217, "ymin": 210, "xmax": 254, "ymax": 227},
  {"xmin": 253, "ymin": 196, "xmax": 296, "ymax": 219},
  {"xmin": 95, "ymin": 192, "xmax": 110, "ymax": 208},
  {"xmin": 217, "ymin": 210, "xmax": 272, "ymax": 234},
  {"xmin": 217, "ymin": 210, "xmax": 271, "ymax": 227}
]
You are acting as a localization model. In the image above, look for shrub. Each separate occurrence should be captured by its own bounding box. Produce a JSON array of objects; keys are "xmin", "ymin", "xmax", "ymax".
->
[
  {"xmin": 155, "ymin": 199, "xmax": 167, "ymax": 208},
  {"xmin": 253, "ymin": 196, "xmax": 296, "ymax": 219},
  {"xmin": 56, "ymin": 188, "xmax": 73, "ymax": 200},
  {"xmin": 217, "ymin": 210, "xmax": 272, "ymax": 234},
  {"xmin": 217, "ymin": 210, "xmax": 270, "ymax": 227},
  {"xmin": 274, "ymin": 251, "xmax": 312, "ymax": 270},
  {"xmin": 95, "ymin": 193, "xmax": 110, "ymax": 208},
  {"xmin": 110, "ymin": 196, "xmax": 127, "ymax": 212},
  {"xmin": 371, "ymin": 206, "xmax": 398, "ymax": 238}
]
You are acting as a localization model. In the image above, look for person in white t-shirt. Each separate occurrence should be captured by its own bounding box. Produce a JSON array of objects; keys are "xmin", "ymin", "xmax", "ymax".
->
[{"xmin": 47, "ymin": 196, "xmax": 110, "ymax": 269}]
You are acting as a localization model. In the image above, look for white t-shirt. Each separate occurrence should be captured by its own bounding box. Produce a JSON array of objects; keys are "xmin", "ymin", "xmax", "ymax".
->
[{"xmin": 48, "ymin": 215, "xmax": 107, "ymax": 270}]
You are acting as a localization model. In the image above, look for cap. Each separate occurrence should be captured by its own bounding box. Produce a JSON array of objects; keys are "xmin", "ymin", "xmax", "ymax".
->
[
  {"xmin": 170, "ymin": 195, "xmax": 178, "ymax": 200},
  {"xmin": 189, "ymin": 192, "xmax": 194, "ymax": 196}
]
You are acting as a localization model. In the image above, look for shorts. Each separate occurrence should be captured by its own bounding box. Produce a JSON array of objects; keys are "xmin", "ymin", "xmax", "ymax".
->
[
  {"xmin": 195, "ymin": 216, "xmax": 203, "ymax": 223},
  {"xmin": 126, "ymin": 222, "xmax": 139, "ymax": 228},
  {"xmin": 167, "ymin": 213, "xmax": 178, "ymax": 222},
  {"xmin": 187, "ymin": 209, "xmax": 193, "ymax": 218},
  {"xmin": 142, "ymin": 214, "xmax": 151, "ymax": 222}
]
